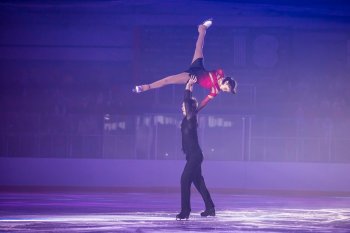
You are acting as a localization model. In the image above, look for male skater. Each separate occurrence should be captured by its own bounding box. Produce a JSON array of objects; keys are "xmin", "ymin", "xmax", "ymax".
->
[{"xmin": 176, "ymin": 75, "xmax": 215, "ymax": 220}]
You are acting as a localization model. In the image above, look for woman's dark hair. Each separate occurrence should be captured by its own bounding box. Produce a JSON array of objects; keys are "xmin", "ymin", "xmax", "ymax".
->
[{"xmin": 222, "ymin": 77, "xmax": 237, "ymax": 94}]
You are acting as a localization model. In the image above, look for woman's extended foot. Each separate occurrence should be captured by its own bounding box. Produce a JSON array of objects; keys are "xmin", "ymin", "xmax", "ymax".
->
[
  {"xmin": 132, "ymin": 85, "xmax": 143, "ymax": 93},
  {"xmin": 202, "ymin": 18, "xmax": 213, "ymax": 29},
  {"xmin": 176, "ymin": 211, "xmax": 190, "ymax": 220},
  {"xmin": 132, "ymin": 84, "xmax": 150, "ymax": 93}
]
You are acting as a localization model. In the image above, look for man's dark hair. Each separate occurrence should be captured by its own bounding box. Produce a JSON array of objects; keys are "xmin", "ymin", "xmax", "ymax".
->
[{"xmin": 222, "ymin": 77, "xmax": 237, "ymax": 94}]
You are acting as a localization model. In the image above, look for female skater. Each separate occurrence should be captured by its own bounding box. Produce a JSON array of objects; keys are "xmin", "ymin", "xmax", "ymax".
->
[
  {"xmin": 176, "ymin": 76, "xmax": 215, "ymax": 220},
  {"xmin": 133, "ymin": 19, "xmax": 237, "ymax": 111}
]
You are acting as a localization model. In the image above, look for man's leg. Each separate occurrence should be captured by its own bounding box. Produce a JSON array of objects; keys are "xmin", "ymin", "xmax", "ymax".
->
[
  {"xmin": 180, "ymin": 161, "xmax": 193, "ymax": 213},
  {"xmin": 193, "ymin": 165, "xmax": 215, "ymax": 214},
  {"xmin": 180, "ymin": 159, "xmax": 201, "ymax": 213}
]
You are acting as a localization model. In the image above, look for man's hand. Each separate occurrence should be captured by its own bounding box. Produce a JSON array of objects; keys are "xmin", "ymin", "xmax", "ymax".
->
[
  {"xmin": 188, "ymin": 75, "xmax": 197, "ymax": 86},
  {"xmin": 186, "ymin": 75, "xmax": 197, "ymax": 91}
]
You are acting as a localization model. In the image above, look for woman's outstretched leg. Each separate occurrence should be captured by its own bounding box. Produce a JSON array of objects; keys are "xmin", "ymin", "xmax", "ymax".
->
[
  {"xmin": 133, "ymin": 72, "xmax": 190, "ymax": 93},
  {"xmin": 191, "ymin": 18, "xmax": 212, "ymax": 64}
]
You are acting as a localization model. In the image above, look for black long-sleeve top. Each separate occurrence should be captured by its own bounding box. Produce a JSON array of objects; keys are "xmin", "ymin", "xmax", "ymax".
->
[{"xmin": 181, "ymin": 90, "xmax": 202, "ymax": 158}]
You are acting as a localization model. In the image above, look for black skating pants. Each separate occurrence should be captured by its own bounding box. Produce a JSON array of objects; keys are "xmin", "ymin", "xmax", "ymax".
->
[{"xmin": 180, "ymin": 155, "xmax": 214, "ymax": 213}]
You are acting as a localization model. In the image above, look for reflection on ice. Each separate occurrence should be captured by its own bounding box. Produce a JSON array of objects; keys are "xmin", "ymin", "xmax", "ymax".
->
[{"xmin": 0, "ymin": 193, "xmax": 349, "ymax": 232}]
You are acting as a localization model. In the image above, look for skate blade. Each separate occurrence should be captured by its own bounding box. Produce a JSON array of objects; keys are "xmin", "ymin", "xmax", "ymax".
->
[{"xmin": 202, "ymin": 18, "xmax": 213, "ymax": 28}]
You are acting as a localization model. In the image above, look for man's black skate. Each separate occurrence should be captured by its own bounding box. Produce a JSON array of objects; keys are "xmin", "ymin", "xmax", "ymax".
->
[
  {"xmin": 176, "ymin": 211, "xmax": 190, "ymax": 220},
  {"xmin": 200, "ymin": 207, "xmax": 215, "ymax": 217}
]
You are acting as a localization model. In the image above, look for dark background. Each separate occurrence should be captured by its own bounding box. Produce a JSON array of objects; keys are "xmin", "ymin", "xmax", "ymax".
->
[{"xmin": 1, "ymin": 0, "xmax": 350, "ymax": 163}]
